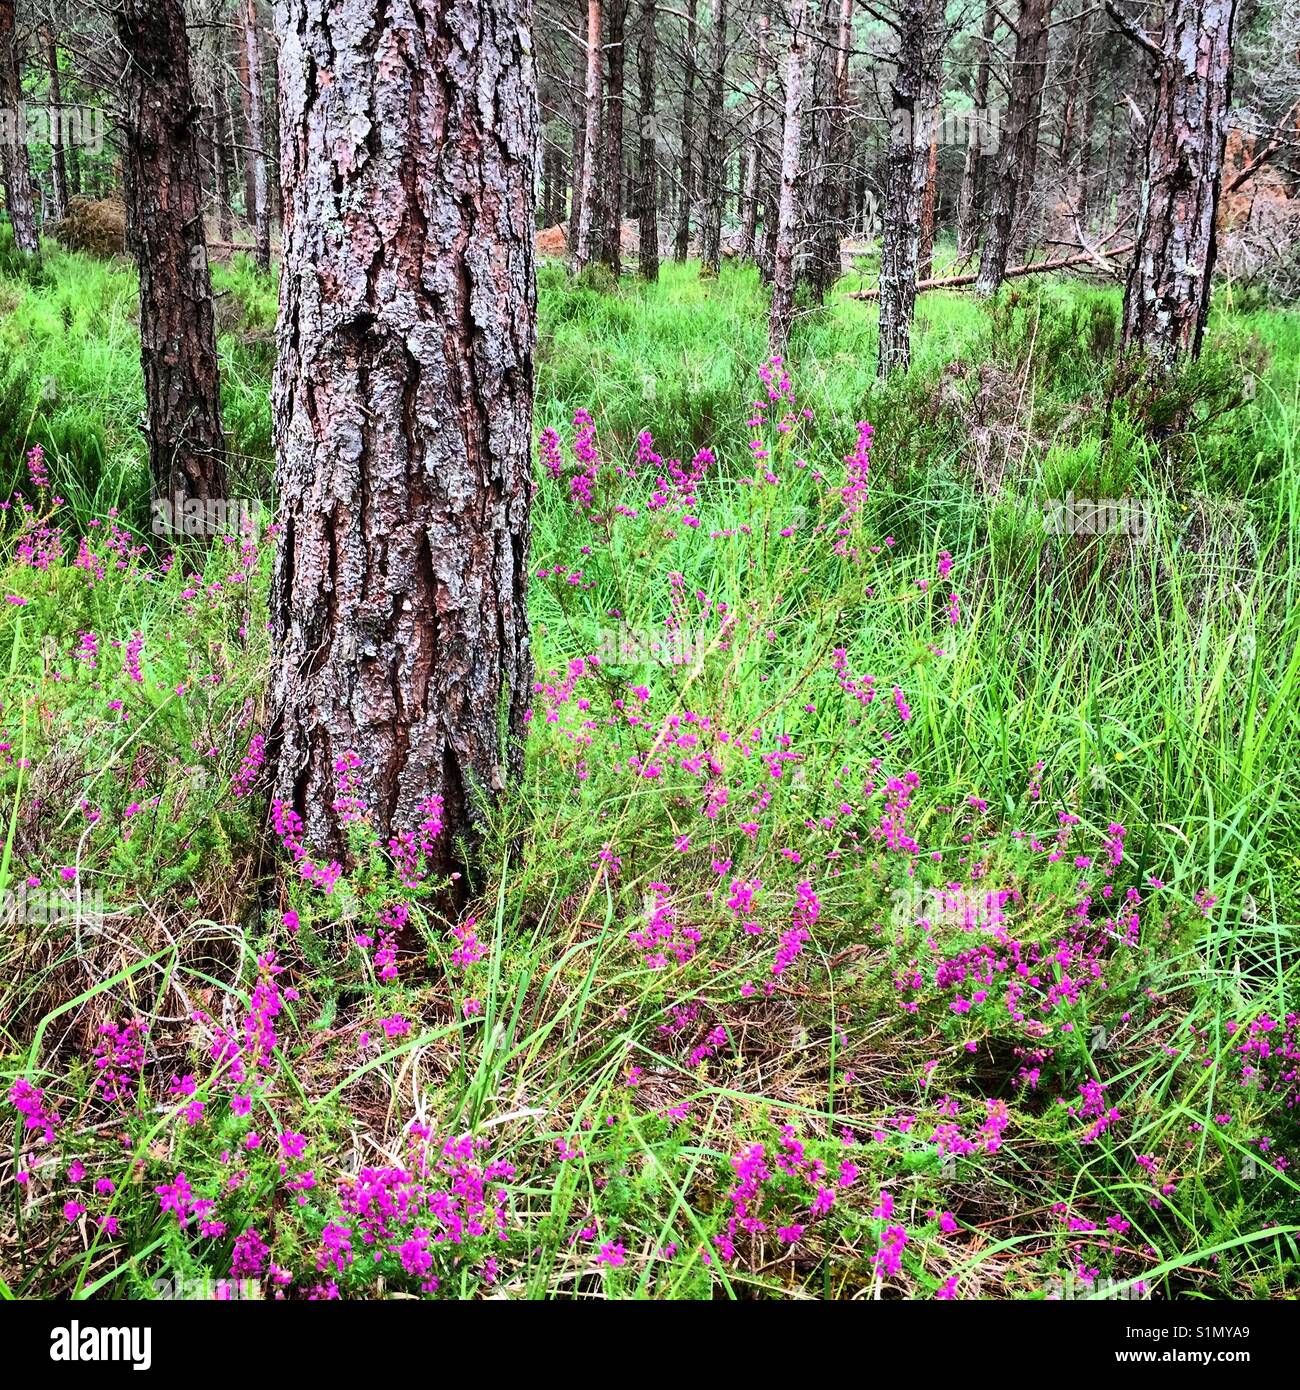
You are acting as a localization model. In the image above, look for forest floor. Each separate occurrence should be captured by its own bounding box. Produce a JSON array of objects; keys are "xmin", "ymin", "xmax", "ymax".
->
[{"xmin": 0, "ymin": 243, "xmax": 1297, "ymax": 1299}]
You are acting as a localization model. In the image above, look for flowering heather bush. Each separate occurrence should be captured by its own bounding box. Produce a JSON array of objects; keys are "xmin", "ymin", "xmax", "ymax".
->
[{"xmin": 2, "ymin": 305, "xmax": 1299, "ymax": 1304}]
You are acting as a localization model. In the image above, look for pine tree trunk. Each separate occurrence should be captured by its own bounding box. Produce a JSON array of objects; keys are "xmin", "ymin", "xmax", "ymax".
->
[
  {"xmin": 600, "ymin": 0, "xmax": 626, "ymax": 273},
  {"xmin": 917, "ymin": 115, "xmax": 939, "ymax": 280},
  {"xmin": 737, "ymin": 8, "xmax": 770, "ymax": 261},
  {"xmin": 768, "ymin": 0, "xmax": 806, "ymax": 352},
  {"xmin": 698, "ymin": 0, "xmax": 726, "ymax": 275},
  {"xmin": 270, "ymin": 0, "xmax": 537, "ymax": 877},
  {"xmin": 242, "ymin": 0, "xmax": 271, "ymax": 270},
  {"xmin": 956, "ymin": 1, "xmax": 996, "ymax": 262},
  {"xmin": 638, "ymin": 0, "xmax": 659, "ymax": 280},
  {"xmin": 877, "ymin": 0, "xmax": 942, "ymax": 375},
  {"xmin": 975, "ymin": 0, "xmax": 1050, "ymax": 295},
  {"xmin": 574, "ymin": 0, "xmax": 603, "ymax": 270},
  {"xmin": 569, "ymin": 9, "xmax": 587, "ymax": 250},
  {"xmin": 1008, "ymin": 5, "xmax": 1049, "ymax": 263},
  {"xmin": 44, "ymin": 29, "xmax": 68, "ymax": 224},
  {"xmin": 1121, "ymin": 0, "xmax": 1237, "ymax": 366},
  {"xmin": 217, "ymin": 70, "xmax": 235, "ymax": 243},
  {"xmin": 0, "ymin": 0, "xmax": 39, "ymax": 255},
  {"xmin": 1074, "ymin": 18, "xmax": 1098, "ymax": 223},
  {"xmin": 799, "ymin": 3, "xmax": 834, "ymax": 297},
  {"xmin": 116, "ymin": 0, "xmax": 228, "ymax": 524},
  {"xmin": 674, "ymin": 0, "xmax": 697, "ymax": 260}
]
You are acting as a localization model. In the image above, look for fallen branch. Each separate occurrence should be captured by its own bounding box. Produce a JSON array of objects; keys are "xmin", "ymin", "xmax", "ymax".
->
[{"xmin": 846, "ymin": 243, "xmax": 1135, "ymax": 301}]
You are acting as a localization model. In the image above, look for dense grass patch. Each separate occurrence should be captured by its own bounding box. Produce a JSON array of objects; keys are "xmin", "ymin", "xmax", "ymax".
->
[{"xmin": 0, "ymin": 249, "xmax": 1296, "ymax": 1299}]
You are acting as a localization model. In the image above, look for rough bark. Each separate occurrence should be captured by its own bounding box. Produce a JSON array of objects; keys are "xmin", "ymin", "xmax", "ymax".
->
[
  {"xmin": 737, "ymin": 8, "xmax": 770, "ymax": 260},
  {"xmin": 768, "ymin": 0, "xmax": 805, "ymax": 352},
  {"xmin": 269, "ymin": 0, "xmax": 538, "ymax": 879},
  {"xmin": 637, "ymin": 0, "xmax": 659, "ymax": 279},
  {"xmin": 0, "ymin": 0, "xmax": 39, "ymax": 255},
  {"xmin": 1120, "ymin": 0, "xmax": 1237, "ymax": 365},
  {"xmin": 877, "ymin": 0, "xmax": 943, "ymax": 375},
  {"xmin": 698, "ymin": 0, "xmax": 725, "ymax": 275},
  {"xmin": 574, "ymin": 0, "xmax": 603, "ymax": 269},
  {"xmin": 956, "ymin": 1, "xmax": 996, "ymax": 261},
  {"xmin": 115, "ymin": 0, "xmax": 228, "ymax": 521},
  {"xmin": 674, "ymin": 0, "xmax": 697, "ymax": 260},
  {"xmin": 975, "ymin": 0, "xmax": 1050, "ymax": 295}
]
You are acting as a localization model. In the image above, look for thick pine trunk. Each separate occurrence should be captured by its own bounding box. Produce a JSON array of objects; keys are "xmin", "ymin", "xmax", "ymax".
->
[
  {"xmin": 574, "ymin": 0, "xmax": 603, "ymax": 270},
  {"xmin": 0, "ymin": 0, "xmax": 39, "ymax": 255},
  {"xmin": 116, "ymin": 0, "xmax": 228, "ymax": 522},
  {"xmin": 1121, "ymin": 0, "xmax": 1237, "ymax": 365},
  {"xmin": 975, "ymin": 0, "xmax": 1050, "ymax": 295},
  {"xmin": 737, "ymin": 8, "xmax": 770, "ymax": 261},
  {"xmin": 637, "ymin": 0, "xmax": 659, "ymax": 279},
  {"xmin": 270, "ymin": 0, "xmax": 538, "ymax": 878},
  {"xmin": 698, "ymin": 0, "xmax": 726, "ymax": 276},
  {"xmin": 768, "ymin": 0, "xmax": 806, "ymax": 352},
  {"xmin": 242, "ymin": 0, "xmax": 271, "ymax": 270},
  {"xmin": 956, "ymin": 2, "xmax": 996, "ymax": 262},
  {"xmin": 674, "ymin": 0, "xmax": 697, "ymax": 260},
  {"xmin": 877, "ymin": 0, "xmax": 942, "ymax": 376}
]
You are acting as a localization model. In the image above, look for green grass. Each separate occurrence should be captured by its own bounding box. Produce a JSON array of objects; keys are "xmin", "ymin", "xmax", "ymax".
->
[{"xmin": 0, "ymin": 245, "xmax": 1296, "ymax": 1300}]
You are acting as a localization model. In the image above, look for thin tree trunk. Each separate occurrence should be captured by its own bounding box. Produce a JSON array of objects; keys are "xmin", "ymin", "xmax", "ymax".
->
[
  {"xmin": 738, "ymin": 8, "xmax": 770, "ymax": 260},
  {"xmin": 917, "ymin": 112, "xmax": 939, "ymax": 280},
  {"xmin": 574, "ymin": 0, "xmax": 603, "ymax": 270},
  {"xmin": 956, "ymin": 1, "xmax": 996, "ymax": 261},
  {"xmin": 1008, "ymin": 2, "xmax": 1050, "ymax": 263},
  {"xmin": 698, "ymin": 0, "xmax": 726, "ymax": 276},
  {"xmin": 236, "ymin": 15, "xmax": 256, "ymax": 218},
  {"xmin": 243, "ymin": 0, "xmax": 270, "ymax": 270},
  {"xmin": 599, "ymin": 0, "xmax": 626, "ymax": 272},
  {"xmin": 115, "ymin": 0, "xmax": 228, "ymax": 526},
  {"xmin": 1073, "ymin": 15, "xmax": 1098, "ymax": 222},
  {"xmin": 768, "ymin": 0, "xmax": 806, "ymax": 352},
  {"xmin": 216, "ymin": 70, "xmax": 235, "ymax": 243},
  {"xmin": 975, "ymin": 0, "xmax": 1050, "ymax": 295},
  {"xmin": 877, "ymin": 0, "xmax": 943, "ymax": 375},
  {"xmin": 0, "ymin": 0, "xmax": 39, "ymax": 254},
  {"xmin": 638, "ymin": 0, "xmax": 659, "ymax": 279},
  {"xmin": 270, "ymin": 0, "xmax": 538, "ymax": 879},
  {"xmin": 44, "ymin": 29, "xmax": 68, "ymax": 224},
  {"xmin": 674, "ymin": 0, "xmax": 697, "ymax": 260},
  {"xmin": 1119, "ymin": 0, "xmax": 1237, "ymax": 366},
  {"xmin": 568, "ymin": 8, "xmax": 587, "ymax": 249}
]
